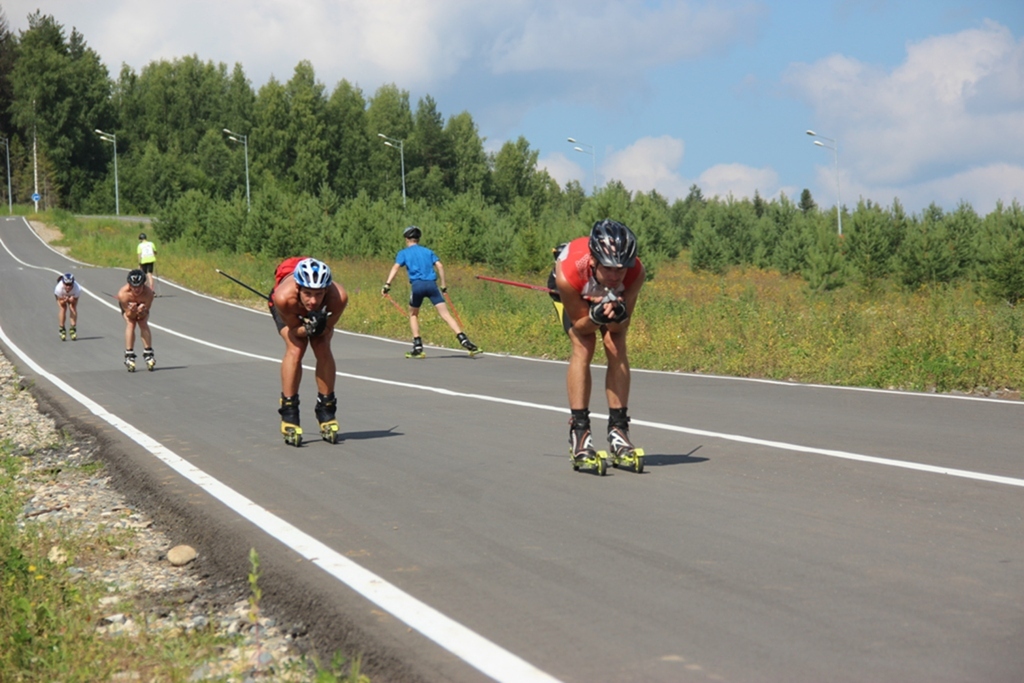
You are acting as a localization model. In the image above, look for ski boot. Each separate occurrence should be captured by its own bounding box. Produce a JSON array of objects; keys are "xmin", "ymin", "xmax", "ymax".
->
[
  {"xmin": 569, "ymin": 412, "xmax": 606, "ymax": 476},
  {"xmin": 405, "ymin": 337, "xmax": 425, "ymax": 359},
  {"xmin": 457, "ymin": 332, "xmax": 482, "ymax": 357},
  {"xmin": 124, "ymin": 350, "xmax": 137, "ymax": 372},
  {"xmin": 607, "ymin": 409, "xmax": 644, "ymax": 473},
  {"xmin": 59, "ymin": 326, "xmax": 67, "ymax": 341},
  {"xmin": 69, "ymin": 326, "xmax": 77, "ymax": 341},
  {"xmin": 315, "ymin": 392, "xmax": 340, "ymax": 444},
  {"xmin": 143, "ymin": 348, "xmax": 155, "ymax": 371},
  {"xmin": 279, "ymin": 394, "xmax": 303, "ymax": 446}
]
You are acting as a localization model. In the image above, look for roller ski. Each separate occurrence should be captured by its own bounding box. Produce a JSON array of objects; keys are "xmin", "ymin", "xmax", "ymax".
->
[
  {"xmin": 315, "ymin": 392, "xmax": 340, "ymax": 444},
  {"xmin": 59, "ymin": 326, "xmax": 67, "ymax": 341},
  {"xmin": 608, "ymin": 412, "xmax": 644, "ymax": 473},
  {"xmin": 405, "ymin": 337, "xmax": 425, "ymax": 359},
  {"xmin": 457, "ymin": 332, "xmax": 482, "ymax": 357},
  {"xmin": 568, "ymin": 413, "xmax": 606, "ymax": 476},
  {"xmin": 143, "ymin": 348, "xmax": 155, "ymax": 371},
  {"xmin": 124, "ymin": 350, "xmax": 137, "ymax": 372},
  {"xmin": 69, "ymin": 326, "xmax": 77, "ymax": 341},
  {"xmin": 279, "ymin": 394, "xmax": 303, "ymax": 446}
]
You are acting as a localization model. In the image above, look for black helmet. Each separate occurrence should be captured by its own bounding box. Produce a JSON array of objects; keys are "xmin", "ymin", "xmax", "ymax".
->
[
  {"xmin": 60, "ymin": 272, "xmax": 75, "ymax": 285},
  {"xmin": 403, "ymin": 225, "xmax": 422, "ymax": 240},
  {"xmin": 139, "ymin": 233, "xmax": 147, "ymax": 240},
  {"xmin": 589, "ymin": 219, "xmax": 637, "ymax": 268},
  {"xmin": 127, "ymin": 269, "xmax": 146, "ymax": 287}
]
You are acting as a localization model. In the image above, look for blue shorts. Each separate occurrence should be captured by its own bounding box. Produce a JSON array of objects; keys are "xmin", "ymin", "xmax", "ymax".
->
[{"xmin": 409, "ymin": 280, "xmax": 444, "ymax": 308}]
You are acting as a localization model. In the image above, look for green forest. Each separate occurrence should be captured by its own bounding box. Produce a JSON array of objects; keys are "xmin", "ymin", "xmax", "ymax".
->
[{"xmin": 1, "ymin": 9, "xmax": 1023, "ymax": 300}]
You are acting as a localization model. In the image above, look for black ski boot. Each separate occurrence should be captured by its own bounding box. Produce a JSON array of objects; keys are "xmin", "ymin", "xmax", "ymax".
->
[
  {"xmin": 608, "ymin": 408, "xmax": 644, "ymax": 473},
  {"xmin": 69, "ymin": 326, "xmax": 77, "ymax": 341},
  {"xmin": 143, "ymin": 347, "xmax": 155, "ymax": 371},
  {"xmin": 457, "ymin": 332, "xmax": 481, "ymax": 356},
  {"xmin": 315, "ymin": 392, "xmax": 340, "ymax": 444},
  {"xmin": 279, "ymin": 393, "xmax": 302, "ymax": 446},
  {"xmin": 124, "ymin": 350, "xmax": 137, "ymax": 372},
  {"xmin": 59, "ymin": 326, "xmax": 66, "ymax": 341},
  {"xmin": 406, "ymin": 337, "xmax": 425, "ymax": 359},
  {"xmin": 569, "ymin": 411, "xmax": 605, "ymax": 475}
]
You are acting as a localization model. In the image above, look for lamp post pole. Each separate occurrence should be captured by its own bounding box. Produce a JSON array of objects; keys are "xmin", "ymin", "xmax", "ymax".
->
[
  {"xmin": 1, "ymin": 136, "xmax": 10, "ymax": 214},
  {"xmin": 223, "ymin": 128, "xmax": 251, "ymax": 211},
  {"xmin": 567, "ymin": 137, "xmax": 596, "ymax": 195},
  {"xmin": 806, "ymin": 129, "xmax": 842, "ymax": 236},
  {"xmin": 95, "ymin": 129, "xmax": 119, "ymax": 216},
  {"xmin": 377, "ymin": 133, "xmax": 406, "ymax": 207}
]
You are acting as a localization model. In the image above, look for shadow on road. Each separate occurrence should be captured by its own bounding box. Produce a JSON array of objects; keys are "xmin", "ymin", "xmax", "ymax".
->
[
  {"xmin": 338, "ymin": 426, "xmax": 403, "ymax": 441},
  {"xmin": 643, "ymin": 445, "xmax": 707, "ymax": 467}
]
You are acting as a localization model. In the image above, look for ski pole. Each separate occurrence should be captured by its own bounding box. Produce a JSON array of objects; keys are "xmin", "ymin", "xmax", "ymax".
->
[
  {"xmin": 382, "ymin": 292, "xmax": 408, "ymax": 317},
  {"xmin": 442, "ymin": 289, "xmax": 464, "ymax": 327},
  {"xmin": 216, "ymin": 269, "xmax": 270, "ymax": 300},
  {"xmin": 475, "ymin": 274, "xmax": 555, "ymax": 294}
]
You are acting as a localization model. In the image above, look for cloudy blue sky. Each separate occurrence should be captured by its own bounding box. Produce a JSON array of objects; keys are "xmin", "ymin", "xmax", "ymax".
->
[{"xmin": 4, "ymin": 0, "xmax": 1022, "ymax": 214}]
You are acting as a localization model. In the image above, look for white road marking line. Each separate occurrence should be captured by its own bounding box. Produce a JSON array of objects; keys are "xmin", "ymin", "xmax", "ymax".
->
[{"xmin": 0, "ymin": 323, "xmax": 563, "ymax": 683}]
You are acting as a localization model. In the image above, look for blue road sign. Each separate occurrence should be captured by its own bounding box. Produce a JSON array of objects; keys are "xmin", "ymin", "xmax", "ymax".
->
[{"xmin": 31, "ymin": 193, "xmax": 40, "ymax": 202}]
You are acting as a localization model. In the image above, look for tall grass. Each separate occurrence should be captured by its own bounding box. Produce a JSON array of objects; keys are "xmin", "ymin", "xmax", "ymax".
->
[{"xmin": 50, "ymin": 212, "xmax": 1023, "ymax": 394}]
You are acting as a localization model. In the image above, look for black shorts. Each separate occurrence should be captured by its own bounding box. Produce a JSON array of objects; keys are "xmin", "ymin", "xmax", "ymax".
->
[
  {"xmin": 547, "ymin": 271, "xmax": 572, "ymax": 334},
  {"xmin": 269, "ymin": 301, "xmax": 287, "ymax": 332},
  {"xmin": 140, "ymin": 262, "xmax": 155, "ymax": 274}
]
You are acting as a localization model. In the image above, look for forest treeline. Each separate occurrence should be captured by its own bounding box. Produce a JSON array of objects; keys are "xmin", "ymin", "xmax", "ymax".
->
[{"xmin": 1, "ymin": 9, "xmax": 1022, "ymax": 298}]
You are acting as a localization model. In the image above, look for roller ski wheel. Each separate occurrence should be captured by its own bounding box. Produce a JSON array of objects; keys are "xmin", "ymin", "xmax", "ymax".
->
[
  {"xmin": 144, "ymin": 351, "xmax": 156, "ymax": 371},
  {"xmin": 467, "ymin": 348, "xmax": 483, "ymax": 357},
  {"xmin": 124, "ymin": 352, "xmax": 137, "ymax": 372},
  {"xmin": 281, "ymin": 424, "xmax": 303, "ymax": 447},
  {"xmin": 611, "ymin": 447, "xmax": 645, "ymax": 474},
  {"xmin": 279, "ymin": 394, "xmax": 302, "ymax": 446},
  {"xmin": 405, "ymin": 350, "xmax": 426, "ymax": 359},
  {"xmin": 69, "ymin": 327, "xmax": 77, "ymax": 341},
  {"xmin": 319, "ymin": 421, "xmax": 340, "ymax": 444},
  {"xmin": 571, "ymin": 449, "xmax": 607, "ymax": 476},
  {"xmin": 59, "ymin": 327, "xmax": 66, "ymax": 341}
]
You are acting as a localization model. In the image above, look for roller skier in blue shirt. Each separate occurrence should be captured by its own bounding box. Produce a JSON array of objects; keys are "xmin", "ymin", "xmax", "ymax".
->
[{"xmin": 382, "ymin": 225, "xmax": 480, "ymax": 358}]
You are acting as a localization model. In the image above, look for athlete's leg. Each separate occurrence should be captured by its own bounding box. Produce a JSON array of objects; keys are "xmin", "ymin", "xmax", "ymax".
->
[
  {"xmin": 138, "ymin": 318, "xmax": 153, "ymax": 350},
  {"xmin": 309, "ymin": 330, "xmax": 336, "ymax": 395},
  {"xmin": 435, "ymin": 302, "xmax": 463, "ymax": 334},
  {"xmin": 602, "ymin": 326, "xmax": 630, "ymax": 410},
  {"xmin": 278, "ymin": 327, "xmax": 307, "ymax": 397},
  {"xmin": 566, "ymin": 326, "xmax": 597, "ymax": 410}
]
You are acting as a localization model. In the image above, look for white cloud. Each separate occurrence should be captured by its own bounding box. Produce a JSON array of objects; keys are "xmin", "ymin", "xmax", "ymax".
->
[
  {"xmin": 539, "ymin": 152, "xmax": 586, "ymax": 189},
  {"xmin": 785, "ymin": 19, "xmax": 1024, "ymax": 212},
  {"xmin": 698, "ymin": 164, "xmax": 782, "ymax": 202},
  {"xmin": 601, "ymin": 135, "xmax": 690, "ymax": 199}
]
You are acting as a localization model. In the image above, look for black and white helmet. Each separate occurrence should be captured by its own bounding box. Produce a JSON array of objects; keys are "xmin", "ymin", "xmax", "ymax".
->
[
  {"xmin": 403, "ymin": 225, "xmax": 422, "ymax": 240},
  {"xmin": 60, "ymin": 272, "xmax": 75, "ymax": 285},
  {"xmin": 589, "ymin": 219, "xmax": 637, "ymax": 268},
  {"xmin": 127, "ymin": 269, "xmax": 146, "ymax": 287}
]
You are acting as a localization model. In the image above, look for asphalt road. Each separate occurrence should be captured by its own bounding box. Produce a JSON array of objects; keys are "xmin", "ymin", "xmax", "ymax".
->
[{"xmin": 1, "ymin": 215, "xmax": 1022, "ymax": 683}]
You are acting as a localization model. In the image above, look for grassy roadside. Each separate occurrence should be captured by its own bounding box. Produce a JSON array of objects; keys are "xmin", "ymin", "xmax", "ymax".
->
[{"xmin": 49, "ymin": 211, "xmax": 1024, "ymax": 395}]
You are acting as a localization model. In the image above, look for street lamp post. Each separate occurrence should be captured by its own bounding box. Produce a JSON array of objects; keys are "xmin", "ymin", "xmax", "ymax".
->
[
  {"xmin": 806, "ymin": 129, "xmax": 842, "ymax": 236},
  {"xmin": 377, "ymin": 133, "xmax": 406, "ymax": 207},
  {"xmin": 95, "ymin": 129, "xmax": 119, "ymax": 216},
  {"xmin": 1, "ymin": 136, "xmax": 10, "ymax": 214},
  {"xmin": 223, "ymin": 128, "xmax": 251, "ymax": 211},
  {"xmin": 567, "ymin": 137, "xmax": 597, "ymax": 195}
]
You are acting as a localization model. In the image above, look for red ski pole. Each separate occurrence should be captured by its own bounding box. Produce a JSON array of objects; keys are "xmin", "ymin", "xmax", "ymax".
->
[
  {"xmin": 475, "ymin": 274, "xmax": 555, "ymax": 294},
  {"xmin": 382, "ymin": 292, "xmax": 408, "ymax": 317},
  {"xmin": 442, "ymin": 290, "xmax": 463, "ymax": 327}
]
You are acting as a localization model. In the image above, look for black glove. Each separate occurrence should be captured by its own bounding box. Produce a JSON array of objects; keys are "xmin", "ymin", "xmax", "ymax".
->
[
  {"xmin": 302, "ymin": 310, "xmax": 328, "ymax": 337},
  {"xmin": 588, "ymin": 297, "xmax": 628, "ymax": 325},
  {"xmin": 381, "ymin": 282, "xmax": 391, "ymax": 295},
  {"xmin": 440, "ymin": 286, "xmax": 448, "ymax": 294}
]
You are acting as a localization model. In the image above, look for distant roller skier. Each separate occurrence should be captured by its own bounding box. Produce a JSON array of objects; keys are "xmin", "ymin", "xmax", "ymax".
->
[{"xmin": 54, "ymin": 272, "xmax": 80, "ymax": 341}]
